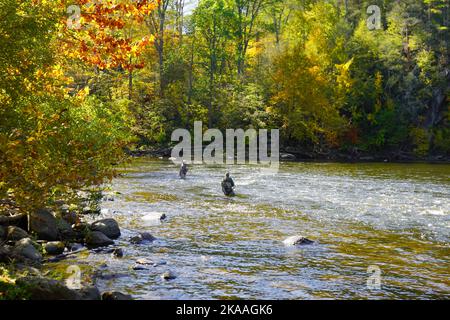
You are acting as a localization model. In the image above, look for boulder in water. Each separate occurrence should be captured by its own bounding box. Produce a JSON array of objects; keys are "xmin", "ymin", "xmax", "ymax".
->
[
  {"xmin": 283, "ymin": 235, "xmax": 314, "ymax": 246},
  {"xmin": 142, "ymin": 212, "xmax": 166, "ymax": 224},
  {"xmin": 44, "ymin": 241, "xmax": 65, "ymax": 255},
  {"xmin": 153, "ymin": 260, "xmax": 167, "ymax": 267},
  {"xmin": 112, "ymin": 248, "xmax": 123, "ymax": 258},
  {"xmin": 130, "ymin": 232, "xmax": 156, "ymax": 244},
  {"xmin": 85, "ymin": 231, "xmax": 114, "ymax": 248},
  {"xmin": 135, "ymin": 258, "xmax": 153, "ymax": 265},
  {"xmin": 68, "ymin": 243, "xmax": 84, "ymax": 252},
  {"xmin": 161, "ymin": 270, "xmax": 176, "ymax": 280},
  {"xmin": 57, "ymin": 219, "xmax": 78, "ymax": 241},
  {"xmin": 132, "ymin": 265, "xmax": 147, "ymax": 271},
  {"xmin": 130, "ymin": 235, "xmax": 143, "ymax": 244},
  {"xmin": 90, "ymin": 218, "xmax": 121, "ymax": 239},
  {"xmin": 141, "ymin": 232, "xmax": 156, "ymax": 241}
]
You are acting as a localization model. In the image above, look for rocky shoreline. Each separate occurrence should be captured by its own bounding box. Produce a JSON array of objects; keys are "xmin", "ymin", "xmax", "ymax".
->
[{"xmin": 0, "ymin": 191, "xmax": 153, "ymax": 300}]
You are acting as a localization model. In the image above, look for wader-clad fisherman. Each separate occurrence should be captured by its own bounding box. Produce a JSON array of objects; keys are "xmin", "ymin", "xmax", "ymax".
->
[
  {"xmin": 221, "ymin": 172, "xmax": 235, "ymax": 196},
  {"xmin": 179, "ymin": 160, "xmax": 188, "ymax": 179}
]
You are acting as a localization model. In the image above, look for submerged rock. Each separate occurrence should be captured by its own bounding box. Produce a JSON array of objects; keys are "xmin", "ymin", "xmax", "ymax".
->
[
  {"xmin": 69, "ymin": 243, "xmax": 84, "ymax": 252},
  {"xmin": 14, "ymin": 238, "xmax": 42, "ymax": 262},
  {"xmin": 132, "ymin": 265, "xmax": 147, "ymax": 271},
  {"xmin": 283, "ymin": 235, "xmax": 314, "ymax": 246},
  {"xmin": 129, "ymin": 232, "xmax": 155, "ymax": 244},
  {"xmin": 44, "ymin": 241, "xmax": 65, "ymax": 255},
  {"xmin": 30, "ymin": 209, "xmax": 59, "ymax": 241},
  {"xmin": 0, "ymin": 225, "xmax": 5, "ymax": 239},
  {"xmin": 135, "ymin": 258, "xmax": 153, "ymax": 265},
  {"xmin": 161, "ymin": 270, "xmax": 176, "ymax": 280},
  {"xmin": 102, "ymin": 291, "xmax": 133, "ymax": 300},
  {"xmin": 6, "ymin": 226, "xmax": 29, "ymax": 241},
  {"xmin": 95, "ymin": 272, "xmax": 129, "ymax": 281},
  {"xmin": 90, "ymin": 218, "xmax": 121, "ymax": 239},
  {"xmin": 112, "ymin": 248, "xmax": 124, "ymax": 258},
  {"xmin": 85, "ymin": 231, "xmax": 114, "ymax": 248},
  {"xmin": 129, "ymin": 235, "xmax": 143, "ymax": 244},
  {"xmin": 153, "ymin": 260, "xmax": 167, "ymax": 267},
  {"xmin": 140, "ymin": 232, "xmax": 156, "ymax": 241}
]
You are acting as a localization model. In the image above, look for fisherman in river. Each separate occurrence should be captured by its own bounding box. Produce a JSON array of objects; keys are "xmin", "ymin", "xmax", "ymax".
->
[
  {"xmin": 179, "ymin": 160, "xmax": 188, "ymax": 179},
  {"xmin": 221, "ymin": 172, "xmax": 235, "ymax": 197}
]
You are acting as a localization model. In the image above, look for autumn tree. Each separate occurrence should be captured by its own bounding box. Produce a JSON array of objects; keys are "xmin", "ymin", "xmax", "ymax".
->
[
  {"xmin": 146, "ymin": 0, "xmax": 171, "ymax": 97},
  {"xmin": 193, "ymin": 0, "xmax": 235, "ymax": 127},
  {"xmin": 233, "ymin": 0, "xmax": 267, "ymax": 76},
  {"xmin": 0, "ymin": 0, "xmax": 157, "ymax": 212}
]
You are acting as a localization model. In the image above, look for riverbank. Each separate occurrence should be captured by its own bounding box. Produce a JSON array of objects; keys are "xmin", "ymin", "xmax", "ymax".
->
[
  {"xmin": 0, "ymin": 191, "xmax": 137, "ymax": 300},
  {"xmin": 126, "ymin": 146, "xmax": 450, "ymax": 164}
]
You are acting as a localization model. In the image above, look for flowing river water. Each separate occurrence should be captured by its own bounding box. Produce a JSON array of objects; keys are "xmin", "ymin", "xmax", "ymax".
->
[{"xmin": 47, "ymin": 158, "xmax": 450, "ymax": 299}]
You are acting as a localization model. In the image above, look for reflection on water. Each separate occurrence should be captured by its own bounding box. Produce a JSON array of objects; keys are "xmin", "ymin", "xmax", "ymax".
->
[{"xmin": 48, "ymin": 159, "xmax": 450, "ymax": 299}]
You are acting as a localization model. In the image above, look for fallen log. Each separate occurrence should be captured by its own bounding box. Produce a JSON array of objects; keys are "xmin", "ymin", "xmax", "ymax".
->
[{"xmin": 44, "ymin": 247, "xmax": 89, "ymax": 263}]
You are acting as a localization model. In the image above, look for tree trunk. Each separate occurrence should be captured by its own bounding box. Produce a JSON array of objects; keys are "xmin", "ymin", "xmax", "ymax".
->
[
  {"xmin": 187, "ymin": 33, "xmax": 195, "ymax": 105},
  {"xmin": 128, "ymin": 57, "xmax": 133, "ymax": 100},
  {"xmin": 158, "ymin": 12, "xmax": 165, "ymax": 98}
]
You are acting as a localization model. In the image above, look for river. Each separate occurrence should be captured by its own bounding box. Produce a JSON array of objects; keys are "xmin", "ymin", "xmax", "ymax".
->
[{"xmin": 48, "ymin": 158, "xmax": 450, "ymax": 299}]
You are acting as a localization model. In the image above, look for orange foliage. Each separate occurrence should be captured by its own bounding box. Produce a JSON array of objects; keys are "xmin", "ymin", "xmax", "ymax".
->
[{"xmin": 60, "ymin": 0, "xmax": 156, "ymax": 70}]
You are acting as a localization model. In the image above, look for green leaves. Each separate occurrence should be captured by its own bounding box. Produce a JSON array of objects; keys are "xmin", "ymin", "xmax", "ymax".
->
[{"xmin": 0, "ymin": 0, "xmax": 135, "ymax": 211}]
